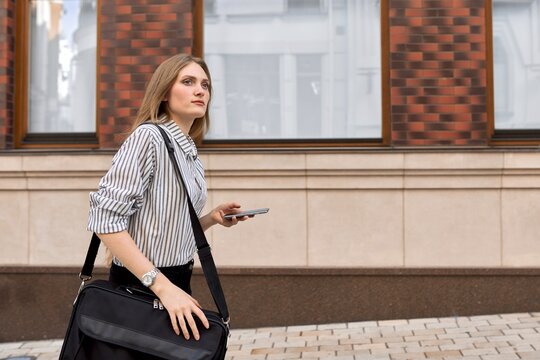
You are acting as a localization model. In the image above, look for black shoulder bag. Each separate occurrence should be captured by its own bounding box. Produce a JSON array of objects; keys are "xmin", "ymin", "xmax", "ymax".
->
[{"xmin": 60, "ymin": 125, "xmax": 230, "ymax": 360}]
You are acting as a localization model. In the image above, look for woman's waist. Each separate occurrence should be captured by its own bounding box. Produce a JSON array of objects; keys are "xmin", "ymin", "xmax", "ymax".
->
[{"xmin": 111, "ymin": 259, "xmax": 194, "ymax": 273}]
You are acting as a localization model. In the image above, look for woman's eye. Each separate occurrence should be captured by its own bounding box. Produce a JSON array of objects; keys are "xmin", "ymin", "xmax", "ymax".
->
[
  {"xmin": 202, "ymin": 83, "xmax": 209, "ymax": 90},
  {"xmin": 182, "ymin": 79, "xmax": 193, "ymax": 85}
]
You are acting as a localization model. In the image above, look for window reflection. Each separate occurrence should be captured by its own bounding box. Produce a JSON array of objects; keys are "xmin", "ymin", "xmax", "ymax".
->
[
  {"xmin": 297, "ymin": 55, "xmax": 322, "ymax": 138},
  {"xmin": 29, "ymin": 0, "xmax": 97, "ymax": 133},
  {"xmin": 225, "ymin": 55, "xmax": 280, "ymax": 138},
  {"xmin": 493, "ymin": 0, "xmax": 540, "ymax": 130},
  {"xmin": 204, "ymin": 0, "xmax": 381, "ymax": 140}
]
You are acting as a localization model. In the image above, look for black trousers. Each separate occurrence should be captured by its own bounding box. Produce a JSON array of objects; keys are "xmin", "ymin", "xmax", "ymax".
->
[{"xmin": 109, "ymin": 260, "xmax": 195, "ymax": 295}]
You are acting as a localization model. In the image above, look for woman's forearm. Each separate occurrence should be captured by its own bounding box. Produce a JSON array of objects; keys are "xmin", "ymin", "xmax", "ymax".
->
[
  {"xmin": 199, "ymin": 213, "xmax": 218, "ymax": 232},
  {"xmin": 96, "ymin": 231, "xmax": 171, "ymax": 293}
]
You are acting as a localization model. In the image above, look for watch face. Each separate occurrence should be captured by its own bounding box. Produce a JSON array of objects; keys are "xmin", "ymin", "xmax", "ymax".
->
[{"xmin": 142, "ymin": 274, "xmax": 152, "ymax": 286}]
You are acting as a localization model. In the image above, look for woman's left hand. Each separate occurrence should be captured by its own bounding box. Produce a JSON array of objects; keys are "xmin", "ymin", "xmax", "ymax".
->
[{"xmin": 201, "ymin": 202, "xmax": 249, "ymax": 231}]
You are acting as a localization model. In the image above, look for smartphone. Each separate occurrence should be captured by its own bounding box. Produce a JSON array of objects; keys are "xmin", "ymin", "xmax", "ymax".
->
[{"xmin": 224, "ymin": 208, "xmax": 269, "ymax": 220}]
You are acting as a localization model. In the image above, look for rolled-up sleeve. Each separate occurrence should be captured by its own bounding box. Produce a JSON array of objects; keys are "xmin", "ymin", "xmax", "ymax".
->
[{"xmin": 88, "ymin": 127, "xmax": 156, "ymax": 234}]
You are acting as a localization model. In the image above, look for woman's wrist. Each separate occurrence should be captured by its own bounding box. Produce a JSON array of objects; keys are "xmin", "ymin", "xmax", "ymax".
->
[
  {"xmin": 200, "ymin": 212, "xmax": 219, "ymax": 231},
  {"xmin": 149, "ymin": 273, "xmax": 171, "ymax": 296}
]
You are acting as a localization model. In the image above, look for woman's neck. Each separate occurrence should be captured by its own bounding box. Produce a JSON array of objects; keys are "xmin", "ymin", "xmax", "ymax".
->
[{"xmin": 170, "ymin": 116, "xmax": 194, "ymax": 136}]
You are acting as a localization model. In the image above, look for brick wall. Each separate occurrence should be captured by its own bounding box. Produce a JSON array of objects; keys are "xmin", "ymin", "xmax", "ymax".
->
[
  {"xmin": 0, "ymin": 0, "xmax": 14, "ymax": 149},
  {"xmin": 389, "ymin": 0, "xmax": 488, "ymax": 146},
  {"xmin": 99, "ymin": 1, "xmax": 195, "ymax": 148}
]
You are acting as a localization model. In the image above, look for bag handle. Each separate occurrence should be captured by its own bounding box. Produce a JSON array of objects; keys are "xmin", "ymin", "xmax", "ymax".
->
[{"xmin": 79, "ymin": 124, "xmax": 230, "ymax": 324}]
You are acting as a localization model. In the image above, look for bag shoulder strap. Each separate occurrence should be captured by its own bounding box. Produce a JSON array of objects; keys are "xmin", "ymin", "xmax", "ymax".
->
[
  {"xmin": 153, "ymin": 124, "xmax": 230, "ymax": 323},
  {"xmin": 79, "ymin": 124, "xmax": 230, "ymax": 324}
]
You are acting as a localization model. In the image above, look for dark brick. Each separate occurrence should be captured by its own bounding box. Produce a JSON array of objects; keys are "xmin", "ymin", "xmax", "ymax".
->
[
  {"xmin": 390, "ymin": 0, "xmax": 422, "ymax": 9},
  {"xmin": 453, "ymin": 17, "xmax": 470, "ymax": 25},
  {"xmin": 425, "ymin": 123, "xmax": 455, "ymax": 131}
]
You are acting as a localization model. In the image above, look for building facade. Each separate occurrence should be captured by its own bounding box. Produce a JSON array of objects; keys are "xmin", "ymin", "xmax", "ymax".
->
[{"xmin": 1, "ymin": 0, "xmax": 540, "ymax": 341}]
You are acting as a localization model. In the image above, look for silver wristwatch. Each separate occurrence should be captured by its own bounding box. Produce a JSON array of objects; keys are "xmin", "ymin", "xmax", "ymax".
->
[{"xmin": 141, "ymin": 267, "xmax": 160, "ymax": 287}]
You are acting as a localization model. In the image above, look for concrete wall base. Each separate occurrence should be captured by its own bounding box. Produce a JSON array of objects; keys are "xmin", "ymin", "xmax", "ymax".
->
[{"xmin": 1, "ymin": 267, "xmax": 540, "ymax": 342}]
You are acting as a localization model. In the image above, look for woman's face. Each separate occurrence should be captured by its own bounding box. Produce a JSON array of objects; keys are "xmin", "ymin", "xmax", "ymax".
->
[{"xmin": 165, "ymin": 62, "xmax": 210, "ymax": 126}]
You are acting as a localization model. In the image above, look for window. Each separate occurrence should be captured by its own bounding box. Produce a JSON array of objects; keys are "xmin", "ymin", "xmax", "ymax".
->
[
  {"xmin": 15, "ymin": 0, "xmax": 98, "ymax": 147},
  {"xmin": 490, "ymin": 0, "xmax": 540, "ymax": 140},
  {"xmin": 297, "ymin": 55, "xmax": 322, "ymax": 138},
  {"xmin": 222, "ymin": 55, "xmax": 281, "ymax": 138},
  {"xmin": 204, "ymin": 0, "xmax": 385, "ymax": 145},
  {"xmin": 287, "ymin": 0, "xmax": 326, "ymax": 14}
]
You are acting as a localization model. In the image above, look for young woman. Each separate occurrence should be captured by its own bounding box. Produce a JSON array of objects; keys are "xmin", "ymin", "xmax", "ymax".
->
[{"xmin": 88, "ymin": 54, "xmax": 247, "ymax": 342}]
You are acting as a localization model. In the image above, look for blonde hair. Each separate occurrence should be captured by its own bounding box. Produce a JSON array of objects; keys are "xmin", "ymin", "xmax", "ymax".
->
[{"xmin": 133, "ymin": 54, "xmax": 212, "ymax": 143}]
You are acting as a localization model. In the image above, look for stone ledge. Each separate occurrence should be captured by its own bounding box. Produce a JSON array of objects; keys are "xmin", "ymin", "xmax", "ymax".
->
[{"xmin": 1, "ymin": 151, "xmax": 540, "ymax": 190}]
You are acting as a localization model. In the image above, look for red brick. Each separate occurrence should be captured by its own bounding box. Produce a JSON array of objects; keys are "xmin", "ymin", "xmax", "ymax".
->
[
  {"xmin": 391, "ymin": 32, "xmax": 412, "ymax": 44},
  {"xmin": 405, "ymin": 122, "xmax": 426, "ymax": 131},
  {"xmin": 421, "ymin": 69, "xmax": 453, "ymax": 78},
  {"xmin": 391, "ymin": 26, "xmax": 411, "ymax": 37},
  {"xmin": 116, "ymin": 22, "xmax": 132, "ymax": 31},
  {"xmin": 427, "ymin": 34, "xmax": 454, "ymax": 43},
  {"xmin": 416, "ymin": 113, "xmax": 442, "ymax": 122},
  {"xmin": 431, "ymin": 96, "xmax": 460, "ymax": 104},
  {"xmin": 392, "ymin": 96, "xmax": 407, "ymax": 105},
  {"xmin": 412, "ymin": 43, "xmax": 439, "ymax": 52},
  {"xmin": 468, "ymin": 51, "xmax": 486, "ymax": 60},
  {"xmin": 468, "ymin": 17, "xmax": 484, "ymax": 26},
  {"xmin": 450, "ymin": 25, "xmax": 471, "ymax": 34},
  {"xmin": 444, "ymin": 8, "xmax": 470, "ymax": 16},
  {"xmin": 425, "ymin": 52, "xmax": 454, "ymax": 61},
  {"xmin": 448, "ymin": 113, "xmax": 473, "ymax": 122},
  {"xmin": 426, "ymin": 105, "xmax": 456, "ymax": 113},
  {"xmin": 116, "ymin": 5, "xmax": 133, "ymax": 15},
  {"xmin": 456, "ymin": 43, "xmax": 473, "ymax": 52},
  {"xmin": 405, "ymin": 52, "xmax": 424, "ymax": 61}
]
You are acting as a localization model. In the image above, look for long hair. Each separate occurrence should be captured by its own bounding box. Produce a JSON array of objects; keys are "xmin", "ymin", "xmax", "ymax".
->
[{"xmin": 132, "ymin": 54, "xmax": 212, "ymax": 143}]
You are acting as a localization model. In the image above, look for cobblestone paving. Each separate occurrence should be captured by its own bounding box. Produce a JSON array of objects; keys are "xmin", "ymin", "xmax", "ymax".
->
[{"xmin": 2, "ymin": 313, "xmax": 540, "ymax": 359}]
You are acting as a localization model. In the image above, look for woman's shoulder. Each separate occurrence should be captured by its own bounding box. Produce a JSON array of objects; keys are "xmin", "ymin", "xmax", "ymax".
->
[
  {"xmin": 126, "ymin": 123, "xmax": 168, "ymax": 147},
  {"xmin": 112, "ymin": 124, "xmax": 165, "ymax": 161},
  {"xmin": 134, "ymin": 122, "xmax": 162, "ymax": 138}
]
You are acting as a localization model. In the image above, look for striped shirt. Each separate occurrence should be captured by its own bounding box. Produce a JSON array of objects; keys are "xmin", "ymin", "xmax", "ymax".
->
[{"xmin": 87, "ymin": 118, "xmax": 207, "ymax": 267}]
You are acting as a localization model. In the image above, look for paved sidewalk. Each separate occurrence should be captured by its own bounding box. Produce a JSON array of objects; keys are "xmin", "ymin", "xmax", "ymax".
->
[{"xmin": 1, "ymin": 313, "xmax": 540, "ymax": 359}]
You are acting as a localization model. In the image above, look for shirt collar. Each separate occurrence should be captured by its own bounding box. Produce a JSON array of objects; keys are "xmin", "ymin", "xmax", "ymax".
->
[{"xmin": 159, "ymin": 115, "xmax": 198, "ymax": 160}]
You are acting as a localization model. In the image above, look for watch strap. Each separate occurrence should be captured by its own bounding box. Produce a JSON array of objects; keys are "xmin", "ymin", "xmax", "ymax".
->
[{"xmin": 141, "ymin": 267, "xmax": 160, "ymax": 287}]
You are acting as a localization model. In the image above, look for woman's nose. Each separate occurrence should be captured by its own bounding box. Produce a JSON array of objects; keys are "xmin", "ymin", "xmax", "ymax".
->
[{"xmin": 194, "ymin": 84, "xmax": 205, "ymax": 95}]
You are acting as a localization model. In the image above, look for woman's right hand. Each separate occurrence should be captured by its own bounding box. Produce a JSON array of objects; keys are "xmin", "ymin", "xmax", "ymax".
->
[{"xmin": 151, "ymin": 276, "xmax": 209, "ymax": 340}]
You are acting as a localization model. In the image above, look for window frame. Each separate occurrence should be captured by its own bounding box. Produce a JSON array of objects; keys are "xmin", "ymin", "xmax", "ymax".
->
[
  {"xmin": 14, "ymin": 0, "xmax": 100, "ymax": 149},
  {"xmin": 196, "ymin": 0, "xmax": 390, "ymax": 149},
  {"xmin": 487, "ymin": 0, "xmax": 540, "ymax": 145}
]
